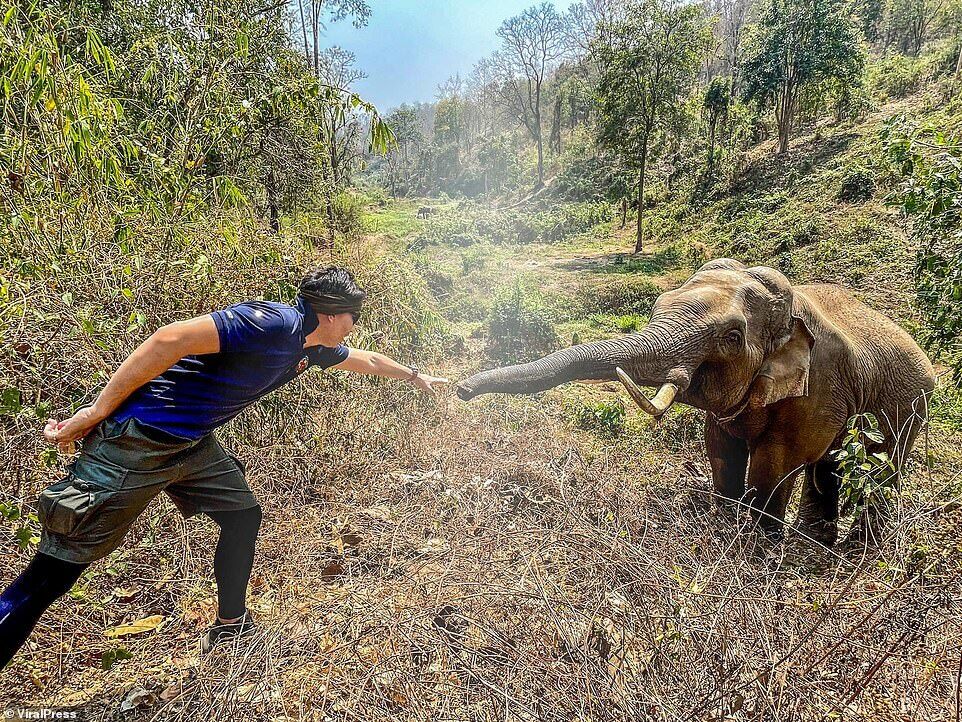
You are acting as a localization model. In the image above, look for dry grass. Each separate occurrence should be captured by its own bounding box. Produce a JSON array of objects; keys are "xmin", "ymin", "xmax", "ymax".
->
[{"xmin": 2, "ymin": 203, "xmax": 961, "ymax": 721}]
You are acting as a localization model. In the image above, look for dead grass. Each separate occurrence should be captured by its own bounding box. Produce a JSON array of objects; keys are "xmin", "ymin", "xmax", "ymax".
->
[{"xmin": 2, "ymin": 121, "xmax": 962, "ymax": 719}]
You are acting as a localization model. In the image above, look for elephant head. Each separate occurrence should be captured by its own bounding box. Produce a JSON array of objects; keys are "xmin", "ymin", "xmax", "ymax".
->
[{"xmin": 457, "ymin": 259, "xmax": 816, "ymax": 419}]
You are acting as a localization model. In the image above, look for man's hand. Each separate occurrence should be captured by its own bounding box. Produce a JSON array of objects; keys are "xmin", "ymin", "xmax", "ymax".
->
[
  {"xmin": 409, "ymin": 373, "xmax": 449, "ymax": 395},
  {"xmin": 43, "ymin": 406, "xmax": 104, "ymax": 453}
]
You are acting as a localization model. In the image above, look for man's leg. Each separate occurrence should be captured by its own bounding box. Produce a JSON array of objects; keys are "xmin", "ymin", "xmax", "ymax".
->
[
  {"xmin": 0, "ymin": 553, "xmax": 89, "ymax": 669},
  {"xmin": 206, "ymin": 506, "xmax": 262, "ymax": 622}
]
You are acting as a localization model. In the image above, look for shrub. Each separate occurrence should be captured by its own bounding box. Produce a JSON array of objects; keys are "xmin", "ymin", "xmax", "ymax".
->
[
  {"xmin": 575, "ymin": 399, "xmax": 626, "ymax": 437},
  {"xmin": 613, "ymin": 314, "xmax": 643, "ymax": 333},
  {"xmin": 332, "ymin": 192, "xmax": 366, "ymax": 238},
  {"xmin": 832, "ymin": 413, "xmax": 898, "ymax": 516},
  {"xmin": 485, "ymin": 285, "xmax": 559, "ymax": 364},
  {"xmin": 837, "ymin": 166, "xmax": 876, "ymax": 202},
  {"xmin": 867, "ymin": 54, "xmax": 927, "ymax": 101},
  {"xmin": 581, "ymin": 278, "xmax": 662, "ymax": 316}
]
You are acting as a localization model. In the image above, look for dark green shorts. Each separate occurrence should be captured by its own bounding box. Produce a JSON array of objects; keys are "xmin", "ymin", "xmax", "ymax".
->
[{"xmin": 37, "ymin": 417, "xmax": 258, "ymax": 564}]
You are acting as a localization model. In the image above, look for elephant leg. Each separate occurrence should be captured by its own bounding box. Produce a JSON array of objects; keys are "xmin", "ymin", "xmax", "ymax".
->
[
  {"xmin": 705, "ymin": 416, "xmax": 748, "ymax": 501},
  {"xmin": 745, "ymin": 440, "xmax": 807, "ymax": 539},
  {"xmin": 798, "ymin": 460, "xmax": 840, "ymax": 546}
]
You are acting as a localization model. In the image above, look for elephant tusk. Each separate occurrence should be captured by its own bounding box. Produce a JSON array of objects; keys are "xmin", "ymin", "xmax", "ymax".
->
[{"xmin": 615, "ymin": 367, "xmax": 678, "ymax": 417}]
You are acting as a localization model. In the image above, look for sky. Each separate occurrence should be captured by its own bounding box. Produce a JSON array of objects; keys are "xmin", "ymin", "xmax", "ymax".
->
[{"xmin": 322, "ymin": 0, "xmax": 576, "ymax": 113}]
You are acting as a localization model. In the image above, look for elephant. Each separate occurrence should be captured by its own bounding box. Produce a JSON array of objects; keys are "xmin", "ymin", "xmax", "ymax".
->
[
  {"xmin": 457, "ymin": 259, "xmax": 936, "ymax": 544},
  {"xmin": 417, "ymin": 206, "xmax": 437, "ymax": 219}
]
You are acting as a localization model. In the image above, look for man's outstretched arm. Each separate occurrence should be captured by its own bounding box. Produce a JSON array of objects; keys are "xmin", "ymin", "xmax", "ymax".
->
[
  {"xmin": 331, "ymin": 348, "xmax": 448, "ymax": 394},
  {"xmin": 44, "ymin": 315, "xmax": 221, "ymax": 447}
]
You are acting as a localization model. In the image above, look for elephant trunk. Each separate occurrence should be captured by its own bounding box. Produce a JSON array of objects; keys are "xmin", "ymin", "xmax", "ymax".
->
[{"xmin": 457, "ymin": 321, "xmax": 707, "ymax": 410}]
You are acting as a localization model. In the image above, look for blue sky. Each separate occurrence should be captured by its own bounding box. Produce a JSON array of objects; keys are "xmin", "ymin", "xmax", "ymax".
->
[{"xmin": 322, "ymin": 0, "xmax": 576, "ymax": 113}]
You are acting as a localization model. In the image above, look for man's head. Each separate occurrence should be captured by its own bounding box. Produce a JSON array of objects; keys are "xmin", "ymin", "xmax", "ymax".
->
[{"xmin": 299, "ymin": 266, "xmax": 366, "ymax": 346}]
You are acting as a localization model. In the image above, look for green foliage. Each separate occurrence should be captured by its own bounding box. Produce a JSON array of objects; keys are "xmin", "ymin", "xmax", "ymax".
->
[
  {"xmin": 831, "ymin": 413, "xmax": 898, "ymax": 514},
  {"xmin": 0, "ymin": 0, "xmax": 391, "ymax": 239},
  {"xmin": 882, "ymin": 115, "xmax": 962, "ymax": 380},
  {"xmin": 485, "ymin": 285, "xmax": 559, "ymax": 364},
  {"xmin": 415, "ymin": 201, "xmax": 613, "ymax": 248},
  {"xmin": 581, "ymin": 278, "xmax": 662, "ymax": 316},
  {"xmin": 101, "ymin": 646, "xmax": 133, "ymax": 670},
  {"xmin": 575, "ymin": 399, "xmax": 627, "ymax": 437},
  {"xmin": 742, "ymin": 0, "xmax": 863, "ymax": 153},
  {"xmin": 837, "ymin": 166, "xmax": 877, "ymax": 201},
  {"xmin": 866, "ymin": 53, "xmax": 929, "ymax": 100},
  {"xmin": 613, "ymin": 314, "xmax": 644, "ymax": 333},
  {"xmin": 332, "ymin": 191, "xmax": 366, "ymax": 239}
]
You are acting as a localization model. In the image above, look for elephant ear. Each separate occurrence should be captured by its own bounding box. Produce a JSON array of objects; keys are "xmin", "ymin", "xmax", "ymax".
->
[{"xmin": 749, "ymin": 315, "xmax": 815, "ymax": 407}]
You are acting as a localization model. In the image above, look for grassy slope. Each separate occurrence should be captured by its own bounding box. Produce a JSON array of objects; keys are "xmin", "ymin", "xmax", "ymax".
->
[{"xmin": 2, "ymin": 93, "xmax": 961, "ymax": 720}]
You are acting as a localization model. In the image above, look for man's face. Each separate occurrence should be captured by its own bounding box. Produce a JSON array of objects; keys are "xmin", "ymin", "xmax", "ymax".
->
[{"xmin": 315, "ymin": 312, "xmax": 356, "ymax": 346}]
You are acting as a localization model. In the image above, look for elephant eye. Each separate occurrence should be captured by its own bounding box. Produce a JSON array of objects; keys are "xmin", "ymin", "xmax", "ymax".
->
[{"xmin": 725, "ymin": 329, "xmax": 743, "ymax": 346}]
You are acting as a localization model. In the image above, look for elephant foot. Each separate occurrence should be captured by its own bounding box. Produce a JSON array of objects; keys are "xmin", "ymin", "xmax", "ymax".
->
[{"xmin": 797, "ymin": 519, "xmax": 838, "ymax": 548}]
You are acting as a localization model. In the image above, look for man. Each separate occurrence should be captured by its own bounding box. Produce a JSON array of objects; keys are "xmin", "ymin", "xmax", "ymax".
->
[{"xmin": 0, "ymin": 266, "xmax": 447, "ymax": 667}]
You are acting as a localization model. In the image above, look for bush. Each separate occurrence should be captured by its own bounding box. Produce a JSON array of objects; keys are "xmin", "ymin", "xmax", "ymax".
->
[
  {"xmin": 837, "ymin": 166, "xmax": 876, "ymax": 202},
  {"xmin": 867, "ymin": 54, "xmax": 927, "ymax": 101},
  {"xmin": 332, "ymin": 192, "xmax": 366, "ymax": 238},
  {"xmin": 485, "ymin": 285, "xmax": 559, "ymax": 364},
  {"xmin": 581, "ymin": 278, "xmax": 662, "ymax": 316},
  {"xmin": 575, "ymin": 399, "xmax": 626, "ymax": 437}
]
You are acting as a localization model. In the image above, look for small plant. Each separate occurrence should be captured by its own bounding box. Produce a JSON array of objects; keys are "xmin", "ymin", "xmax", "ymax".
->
[
  {"xmin": 575, "ymin": 399, "xmax": 626, "ymax": 437},
  {"xmin": 613, "ymin": 314, "xmax": 643, "ymax": 333},
  {"xmin": 831, "ymin": 413, "xmax": 898, "ymax": 516}
]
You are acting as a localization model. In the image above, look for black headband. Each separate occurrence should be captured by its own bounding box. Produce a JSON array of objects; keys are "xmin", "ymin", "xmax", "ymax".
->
[{"xmin": 298, "ymin": 290, "xmax": 364, "ymax": 316}]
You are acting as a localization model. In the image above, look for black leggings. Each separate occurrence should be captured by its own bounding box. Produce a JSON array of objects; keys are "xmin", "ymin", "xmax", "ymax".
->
[
  {"xmin": 0, "ymin": 504, "xmax": 261, "ymax": 669},
  {"xmin": 207, "ymin": 505, "xmax": 262, "ymax": 620}
]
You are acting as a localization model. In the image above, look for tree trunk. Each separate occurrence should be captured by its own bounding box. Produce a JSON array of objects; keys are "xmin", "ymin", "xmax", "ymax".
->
[
  {"xmin": 707, "ymin": 114, "xmax": 718, "ymax": 173},
  {"xmin": 775, "ymin": 85, "xmax": 793, "ymax": 155},
  {"xmin": 549, "ymin": 95, "xmax": 562, "ymax": 154},
  {"xmin": 635, "ymin": 144, "xmax": 647, "ymax": 254},
  {"xmin": 956, "ymin": 38, "xmax": 962, "ymax": 79},
  {"xmin": 620, "ymin": 196, "xmax": 628, "ymax": 229},
  {"xmin": 312, "ymin": 1, "xmax": 319, "ymax": 76},
  {"xmin": 266, "ymin": 169, "xmax": 279, "ymax": 235},
  {"xmin": 298, "ymin": 0, "xmax": 309, "ymax": 63}
]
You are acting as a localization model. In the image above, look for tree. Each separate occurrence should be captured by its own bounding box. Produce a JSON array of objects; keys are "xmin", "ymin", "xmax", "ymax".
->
[
  {"xmin": 593, "ymin": 0, "xmax": 709, "ymax": 253},
  {"xmin": 883, "ymin": 0, "xmax": 946, "ymax": 54},
  {"xmin": 316, "ymin": 47, "xmax": 366, "ymax": 230},
  {"xmin": 493, "ymin": 2, "xmax": 568, "ymax": 188},
  {"xmin": 383, "ymin": 105, "xmax": 422, "ymax": 197},
  {"xmin": 704, "ymin": 76, "xmax": 731, "ymax": 174},
  {"xmin": 742, "ymin": 0, "xmax": 863, "ymax": 156},
  {"xmin": 292, "ymin": 0, "xmax": 371, "ymax": 77}
]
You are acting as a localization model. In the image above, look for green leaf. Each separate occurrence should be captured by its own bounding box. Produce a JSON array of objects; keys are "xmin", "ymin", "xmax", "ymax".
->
[
  {"xmin": 101, "ymin": 646, "xmax": 133, "ymax": 670},
  {"xmin": 0, "ymin": 388, "xmax": 22, "ymax": 415}
]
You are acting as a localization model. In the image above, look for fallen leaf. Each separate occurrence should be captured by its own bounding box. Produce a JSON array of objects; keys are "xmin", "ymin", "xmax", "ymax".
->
[
  {"xmin": 321, "ymin": 561, "xmax": 345, "ymax": 581},
  {"xmin": 104, "ymin": 614, "xmax": 166, "ymax": 638}
]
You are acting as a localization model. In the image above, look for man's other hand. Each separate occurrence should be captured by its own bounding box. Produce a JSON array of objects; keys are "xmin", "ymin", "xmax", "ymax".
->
[{"xmin": 44, "ymin": 406, "xmax": 104, "ymax": 453}]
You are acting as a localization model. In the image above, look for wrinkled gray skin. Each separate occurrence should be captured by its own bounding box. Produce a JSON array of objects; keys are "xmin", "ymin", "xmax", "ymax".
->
[{"xmin": 458, "ymin": 259, "xmax": 936, "ymax": 544}]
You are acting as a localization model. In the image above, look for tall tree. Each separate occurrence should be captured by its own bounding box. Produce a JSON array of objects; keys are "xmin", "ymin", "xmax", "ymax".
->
[
  {"xmin": 493, "ymin": 2, "xmax": 568, "ymax": 188},
  {"xmin": 384, "ymin": 105, "xmax": 422, "ymax": 197},
  {"xmin": 742, "ymin": 0, "xmax": 862, "ymax": 155},
  {"xmin": 593, "ymin": 0, "xmax": 709, "ymax": 253},
  {"xmin": 316, "ymin": 47, "xmax": 366, "ymax": 230},
  {"xmin": 292, "ymin": 0, "xmax": 371, "ymax": 76}
]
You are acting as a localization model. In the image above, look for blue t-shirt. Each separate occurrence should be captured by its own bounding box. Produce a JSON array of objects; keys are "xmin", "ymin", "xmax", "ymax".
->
[{"xmin": 112, "ymin": 298, "xmax": 349, "ymax": 439}]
